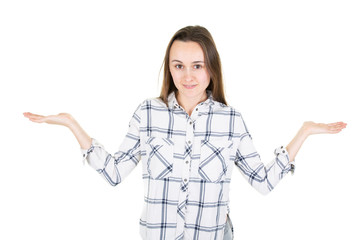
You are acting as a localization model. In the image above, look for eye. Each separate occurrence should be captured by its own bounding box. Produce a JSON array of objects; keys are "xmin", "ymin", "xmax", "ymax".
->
[
  {"xmin": 194, "ymin": 64, "xmax": 202, "ymax": 70},
  {"xmin": 175, "ymin": 64, "xmax": 183, "ymax": 69}
]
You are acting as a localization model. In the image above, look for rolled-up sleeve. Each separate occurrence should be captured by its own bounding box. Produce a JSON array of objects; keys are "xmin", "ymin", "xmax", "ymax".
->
[
  {"xmin": 234, "ymin": 119, "xmax": 292, "ymax": 195},
  {"xmin": 80, "ymin": 103, "xmax": 142, "ymax": 186}
]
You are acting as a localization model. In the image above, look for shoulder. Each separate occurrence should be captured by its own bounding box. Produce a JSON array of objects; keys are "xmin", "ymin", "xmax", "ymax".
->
[
  {"xmin": 139, "ymin": 97, "xmax": 167, "ymax": 108},
  {"xmin": 130, "ymin": 97, "xmax": 166, "ymax": 121},
  {"xmin": 213, "ymin": 101, "xmax": 243, "ymax": 118},
  {"xmin": 213, "ymin": 101, "xmax": 249, "ymax": 131},
  {"xmin": 134, "ymin": 97, "xmax": 168, "ymax": 113}
]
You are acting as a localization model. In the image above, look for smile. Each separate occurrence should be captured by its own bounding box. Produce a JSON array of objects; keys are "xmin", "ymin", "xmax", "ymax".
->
[{"xmin": 184, "ymin": 84, "xmax": 197, "ymax": 89}]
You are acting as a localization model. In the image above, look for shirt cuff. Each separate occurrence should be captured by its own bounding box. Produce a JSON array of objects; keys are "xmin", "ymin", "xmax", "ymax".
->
[
  {"xmin": 274, "ymin": 146, "xmax": 294, "ymax": 174},
  {"xmin": 80, "ymin": 138, "xmax": 103, "ymax": 165}
]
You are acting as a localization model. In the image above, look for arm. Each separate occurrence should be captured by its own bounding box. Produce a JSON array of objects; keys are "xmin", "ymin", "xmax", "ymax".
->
[
  {"xmin": 23, "ymin": 105, "xmax": 143, "ymax": 186},
  {"xmin": 80, "ymin": 105, "xmax": 142, "ymax": 186},
  {"xmin": 286, "ymin": 121, "xmax": 347, "ymax": 163},
  {"xmin": 23, "ymin": 112, "xmax": 92, "ymax": 149},
  {"xmin": 234, "ymin": 119, "xmax": 346, "ymax": 195},
  {"xmin": 68, "ymin": 118, "xmax": 92, "ymax": 150}
]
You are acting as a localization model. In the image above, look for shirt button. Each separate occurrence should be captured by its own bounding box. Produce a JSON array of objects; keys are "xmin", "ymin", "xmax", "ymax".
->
[
  {"xmin": 189, "ymin": 121, "xmax": 193, "ymax": 125},
  {"xmin": 184, "ymin": 179, "xmax": 187, "ymax": 182},
  {"xmin": 185, "ymin": 160, "xmax": 189, "ymax": 164},
  {"xmin": 195, "ymin": 108, "xmax": 198, "ymax": 111},
  {"xmin": 188, "ymin": 140, "xmax": 191, "ymax": 144}
]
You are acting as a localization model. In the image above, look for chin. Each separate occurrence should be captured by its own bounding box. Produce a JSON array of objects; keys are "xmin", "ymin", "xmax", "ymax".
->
[{"xmin": 180, "ymin": 89, "xmax": 205, "ymax": 98}]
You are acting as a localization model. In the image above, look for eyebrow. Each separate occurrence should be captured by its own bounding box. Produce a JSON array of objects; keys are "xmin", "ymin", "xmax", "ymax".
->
[{"xmin": 171, "ymin": 60, "xmax": 204, "ymax": 64}]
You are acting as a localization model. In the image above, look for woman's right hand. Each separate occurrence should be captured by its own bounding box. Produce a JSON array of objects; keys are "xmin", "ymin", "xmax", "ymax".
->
[
  {"xmin": 24, "ymin": 112, "xmax": 92, "ymax": 149},
  {"xmin": 23, "ymin": 112, "xmax": 75, "ymax": 128}
]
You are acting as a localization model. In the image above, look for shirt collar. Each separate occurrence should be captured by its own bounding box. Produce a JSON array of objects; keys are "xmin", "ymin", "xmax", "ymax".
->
[{"xmin": 167, "ymin": 90, "xmax": 215, "ymax": 110}]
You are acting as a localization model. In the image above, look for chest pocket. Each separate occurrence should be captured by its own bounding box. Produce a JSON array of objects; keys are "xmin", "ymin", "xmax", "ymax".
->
[
  {"xmin": 145, "ymin": 137, "xmax": 174, "ymax": 180},
  {"xmin": 198, "ymin": 139, "xmax": 233, "ymax": 183}
]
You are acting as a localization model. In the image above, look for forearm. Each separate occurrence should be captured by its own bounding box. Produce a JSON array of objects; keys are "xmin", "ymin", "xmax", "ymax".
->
[
  {"xmin": 286, "ymin": 124, "xmax": 309, "ymax": 163},
  {"xmin": 67, "ymin": 119, "xmax": 92, "ymax": 150}
]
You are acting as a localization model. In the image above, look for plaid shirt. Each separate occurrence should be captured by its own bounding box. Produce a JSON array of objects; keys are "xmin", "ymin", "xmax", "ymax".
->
[{"xmin": 81, "ymin": 91, "xmax": 292, "ymax": 240}]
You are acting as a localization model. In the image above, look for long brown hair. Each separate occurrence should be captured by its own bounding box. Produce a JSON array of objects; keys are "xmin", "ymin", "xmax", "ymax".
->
[{"xmin": 159, "ymin": 25, "xmax": 227, "ymax": 107}]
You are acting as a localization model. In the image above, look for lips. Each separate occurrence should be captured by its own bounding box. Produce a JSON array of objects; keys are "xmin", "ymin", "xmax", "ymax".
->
[{"xmin": 184, "ymin": 84, "xmax": 196, "ymax": 89}]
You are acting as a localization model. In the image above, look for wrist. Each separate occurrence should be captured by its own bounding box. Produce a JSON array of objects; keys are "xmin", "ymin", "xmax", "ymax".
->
[
  {"xmin": 300, "ymin": 123, "xmax": 312, "ymax": 138},
  {"xmin": 67, "ymin": 118, "xmax": 79, "ymax": 131}
]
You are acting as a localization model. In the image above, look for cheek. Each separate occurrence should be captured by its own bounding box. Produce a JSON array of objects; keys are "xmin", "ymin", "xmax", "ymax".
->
[
  {"xmin": 200, "ymin": 71, "xmax": 211, "ymax": 85},
  {"xmin": 170, "ymin": 70, "xmax": 181, "ymax": 84}
]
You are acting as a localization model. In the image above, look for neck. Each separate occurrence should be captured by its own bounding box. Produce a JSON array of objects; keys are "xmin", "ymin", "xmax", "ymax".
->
[{"xmin": 176, "ymin": 91, "xmax": 208, "ymax": 116}]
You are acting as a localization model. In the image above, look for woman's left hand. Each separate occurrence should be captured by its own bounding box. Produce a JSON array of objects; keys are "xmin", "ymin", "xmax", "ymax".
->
[
  {"xmin": 302, "ymin": 121, "xmax": 347, "ymax": 136},
  {"xmin": 286, "ymin": 121, "xmax": 347, "ymax": 162}
]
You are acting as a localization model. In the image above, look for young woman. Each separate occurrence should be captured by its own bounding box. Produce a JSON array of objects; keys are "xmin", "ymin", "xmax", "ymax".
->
[{"xmin": 23, "ymin": 26, "xmax": 346, "ymax": 240}]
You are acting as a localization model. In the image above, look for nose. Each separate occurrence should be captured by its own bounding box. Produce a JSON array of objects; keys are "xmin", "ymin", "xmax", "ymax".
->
[{"xmin": 184, "ymin": 67, "xmax": 193, "ymax": 82}]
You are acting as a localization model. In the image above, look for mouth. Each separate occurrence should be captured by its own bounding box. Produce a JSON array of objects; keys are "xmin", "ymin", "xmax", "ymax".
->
[{"xmin": 183, "ymin": 84, "xmax": 197, "ymax": 89}]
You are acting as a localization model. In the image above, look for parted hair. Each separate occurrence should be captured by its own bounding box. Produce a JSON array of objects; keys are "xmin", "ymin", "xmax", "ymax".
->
[{"xmin": 159, "ymin": 25, "xmax": 227, "ymax": 107}]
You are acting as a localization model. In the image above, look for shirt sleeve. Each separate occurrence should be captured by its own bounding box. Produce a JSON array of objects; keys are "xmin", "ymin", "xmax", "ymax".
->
[
  {"xmin": 234, "ymin": 117, "xmax": 292, "ymax": 195},
  {"xmin": 80, "ymin": 103, "xmax": 142, "ymax": 186}
]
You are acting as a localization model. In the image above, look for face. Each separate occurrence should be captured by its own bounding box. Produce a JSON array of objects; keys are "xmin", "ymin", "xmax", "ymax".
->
[{"xmin": 169, "ymin": 40, "xmax": 210, "ymax": 102}]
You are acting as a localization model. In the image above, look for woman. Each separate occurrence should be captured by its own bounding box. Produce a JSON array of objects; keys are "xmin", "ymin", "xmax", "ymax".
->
[{"xmin": 23, "ymin": 26, "xmax": 346, "ymax": 240}]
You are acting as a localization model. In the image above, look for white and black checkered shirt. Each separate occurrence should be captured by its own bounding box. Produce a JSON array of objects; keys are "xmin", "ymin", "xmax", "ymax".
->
[{"xmin": 81, "ymin": 91, "xmax": 292, "ymax": 240}]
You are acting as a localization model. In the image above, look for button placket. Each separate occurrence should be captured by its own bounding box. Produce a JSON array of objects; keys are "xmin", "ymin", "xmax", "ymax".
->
[
  {"xmin": 175, "ymin": 117, "xmax": 194, "ymax": 237},
  {"xmin": 182, "ymin": 118, "xmax": 194, "ymax": 188}
]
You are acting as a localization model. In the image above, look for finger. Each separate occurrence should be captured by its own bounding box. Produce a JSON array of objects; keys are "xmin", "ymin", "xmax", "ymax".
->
[
  {"xmin": 330, "ymin": 129, "xmax": 343, "ymax": 134},
  {"xmin": 28, "ymin": 116, "xmax": 47, "ymax": 123},
  {"xmin": 329, "ymin": 127, "xmax": 342, "ymax": 132},
  {"xmin": 30, "ymin": 119, "xmax": 44, "ymax": 123},
  {"xmin": 23, "ymin": 112, "xmax": 33, "ymax": 118},
  {"xmin": 24, "ymin": 112, "xmax": 44, "ymax": 119},
  {"xmin": 329, "ymin": 124, "xmax": 344, "ymax": 130},
  {"xmin": 327, "ymin": 123, "xmax": 347, "ymax": 130},
  {"xmin": 27, "ymin": 118, "xmax": 44, "ymax": 123},
  {"xmin": 333, "ymin": 122, "xmax": 347, "ymax": 128},
  {"xmin": 29, "ymin": 115, "xmax": 45, "ymax": 120},
  {"xmin": 327, "ymin": 122, "xmax": 344, "ymax": 127},
  {"xmin": 328, "ymin": 126, "xmax": 346, "ymax": 133},
  {"xmin": 29, "ymin": 113, "xmax": 45, "ymax": 118}
]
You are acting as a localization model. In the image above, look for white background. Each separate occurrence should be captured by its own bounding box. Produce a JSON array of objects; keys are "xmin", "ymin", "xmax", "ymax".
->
[{"xmin": 1, "ymin": 0, "xmax": 359, "ymax": 239}]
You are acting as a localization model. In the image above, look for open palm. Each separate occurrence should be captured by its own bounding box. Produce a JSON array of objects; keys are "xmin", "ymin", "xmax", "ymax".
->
[
  {"xmin": 303, "ymin": 121, "xmax": 347, "ymax": 135},
  {"xmin": 23, "ymin": 112, "xmax": 74, "ymax": 127}
]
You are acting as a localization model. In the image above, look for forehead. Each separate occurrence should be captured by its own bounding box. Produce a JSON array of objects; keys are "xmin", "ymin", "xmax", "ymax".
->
[{"xmin": 169, "ymin": 40, "xmax": 204, "ymax": 61}]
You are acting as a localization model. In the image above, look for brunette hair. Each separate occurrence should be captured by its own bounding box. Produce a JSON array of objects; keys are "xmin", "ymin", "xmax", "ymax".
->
[{"xmin": 159, "ymin": 25, "xmax": 227, "ymax": 106}]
